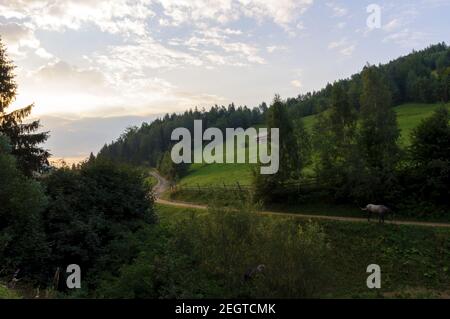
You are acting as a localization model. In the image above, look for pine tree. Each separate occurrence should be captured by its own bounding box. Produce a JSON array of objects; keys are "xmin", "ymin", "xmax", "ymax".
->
[
  {"xmin": 253, "ymin": 95, "xmax": 302, "ymax": 203},
  {"xmin": 266, "ymin": 94, "xmax": 300, "ymax": 180},
  {"xmin": 356, "ymin": 65, "xmax": 400, "ymax": 202},
  {"xmin": 313, "ymin": 83, "xmax": 358, "ymax": 199},
  {"xmin": 359, "ymin": 65, "xmax": 400, "ymax": 170},
  {"xmin": 0, "ymin": 37, "xmax": 49, "ymax": 175}
]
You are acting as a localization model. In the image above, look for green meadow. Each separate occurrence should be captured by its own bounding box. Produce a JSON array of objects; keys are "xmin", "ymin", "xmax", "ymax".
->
[
  {"xmin": 179, "ymin": 103, "xmax": 450, "ymax": 187},
  {"xmin": 156, "ymin": 203, "xmax": 450, "ymax": 298}
]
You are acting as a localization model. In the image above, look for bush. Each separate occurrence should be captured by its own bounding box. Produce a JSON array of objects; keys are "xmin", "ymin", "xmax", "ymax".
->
[
  {"xmin": 97, "ymin": 204, "xmax": 330, "ymax": 298},
  {"xmin": 41, "ymin": 159, "xmax": 156, "ymax": 290},
  {"xmin": 0, "ymin": 135, "xmax": 48, "ymax": 278}
]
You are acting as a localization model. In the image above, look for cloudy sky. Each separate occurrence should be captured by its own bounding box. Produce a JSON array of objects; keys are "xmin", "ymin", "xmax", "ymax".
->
[{"xmin": 1, "ymin": 0, "xmax": 449, "ymax": 162}]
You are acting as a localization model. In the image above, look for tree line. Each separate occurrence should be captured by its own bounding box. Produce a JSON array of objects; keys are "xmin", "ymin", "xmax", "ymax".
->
[
  {"xmin": 101, "ymin": 43, "xmax": 450, "ymax": 172},
  {"xmin": 286, "ymin": 42, "xmax": 450, "ymax": 118},
  {"xmin": 102, "ymin": 43, "xmax": 449, "ymax": 216},
  {"xmin": 254, "ymin": 65, "xmax": 449, "ymax": 216}
]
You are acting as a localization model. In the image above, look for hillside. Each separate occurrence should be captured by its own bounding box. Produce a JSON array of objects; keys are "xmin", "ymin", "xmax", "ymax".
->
[
  {"xmin": 99, "ymin": 44, "xmax": 450, "ymax": 169},
  {"xmin": 179, "ymin": 103, "xmax": 450, "ymax": 187},
  {"xmin": 157, "ymin": 204, "xmax": 450, "ymax": 298}
]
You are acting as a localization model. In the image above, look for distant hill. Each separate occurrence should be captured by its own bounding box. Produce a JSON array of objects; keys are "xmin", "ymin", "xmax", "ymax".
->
[
  {"xmin": 178, "ymin": 102, "xmax": 450, "ymax": 187},
  {"xmin": 99, "ymin": 43, "xmax": 450, "ymax": 171}
]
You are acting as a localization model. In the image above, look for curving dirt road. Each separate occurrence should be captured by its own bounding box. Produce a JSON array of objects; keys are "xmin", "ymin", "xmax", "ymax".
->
[
  {"xmin": 150, "ymin": 171, "xmax": 450, "ymax": 229},
  {"xmin": 150, "ymin": 170, "xmax": 171, "ymax": 197}
]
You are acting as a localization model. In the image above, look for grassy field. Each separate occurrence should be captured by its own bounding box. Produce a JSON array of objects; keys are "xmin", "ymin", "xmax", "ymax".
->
[
  {"xmin": 156, "ymin": 203, "xmax": 450, "ymax": 298},
  {"xmin": 179, "ymin": 103, "xmax": 450, "ymax": 187},
  {"xmin": 0, "ymin": 284, "xmax": 19, "ymax": 299}
]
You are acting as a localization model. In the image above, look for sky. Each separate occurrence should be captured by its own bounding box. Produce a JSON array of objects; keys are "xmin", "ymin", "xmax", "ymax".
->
[{"xmin": 0, "ymin": 0, "xmax": 449, "ymax": 162}]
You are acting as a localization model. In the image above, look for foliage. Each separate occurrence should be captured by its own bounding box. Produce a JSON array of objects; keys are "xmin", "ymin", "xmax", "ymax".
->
[
  {"xmin": 410, "ymin": 106, "xmax": 450, "ymax": 165},
  {"xmin": 157, "ymin": 151, "xmax": 188, "ymax": 182},
  {"xmin": 97, "ymin": 204, "xmax": 330, "ymax": 298},
  {"xmin": 98, "ymin": 103, "xmax": 265, "ymax": 167},
  {"xmin": 313, "ymin": 82, "xmax": 358, "ymax": 201},
  {"xmin": 0, "ymin": 284, "xmax": 20, "ymax": 299},
  {"xmin": 0, "ymin": 135, "xmax": 49, "ymax": 277},
  {"xmin": 397, "ymin": 107, "xmax": 450, "ymax": 214},
  {"xmin": 154, "ymin": 204, "xmax": 450, "ymax": 299},
  {"xmin": 352, "ymin": 65, "xmax": 401, "ymax": 204},
  {"xmin": 41, "ymin": 159, "xmax": 156, "ymax": 287},
  {"xmin": 286, "ymin": 43, "xmax": 450, "ymax": 118},
  {"xmin": 0, "ymin": 37, "xmax": 49, "ymax": 175},
  {"xmin": 253, "ymin": 95, "xmax": 310, "ymax": 204}
]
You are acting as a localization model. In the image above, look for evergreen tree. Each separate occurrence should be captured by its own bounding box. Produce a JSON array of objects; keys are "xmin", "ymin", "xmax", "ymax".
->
[
  {"xmin": 293, "ymin": 118, "xmax": 311, "ymax": 173},
  {"xmin": 266, "ymin": 95, "xmax": 300, "ymax": 180},
  {"xmin": 0, "ymin": 37, "xmax": 49, "ymax": 175},
  {"xmin": 359, "ymin": 65, "xmax": 400, "ymax": 169},
  {"xmin": 313, "ymin": 83, "xmax": 358, "ymax": 200},
  {"xmin": 253, "ymin": 95, "xmax": 302, "ymax": 203},
  {"xmin": 357, "ymin": 65, "xmax": 400, "ymax": 202},
  {"xmin": 158, "ymin": 150, "xmax": 188, "ymax": 182},
  {"xmin": 441, "ymin": 67, "xmax": 450, "ymax": 102}
]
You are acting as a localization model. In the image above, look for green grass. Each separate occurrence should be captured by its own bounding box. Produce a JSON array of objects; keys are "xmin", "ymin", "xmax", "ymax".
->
[
  {"xmin": 169, "ymin": 189, "xmax": 450, "ymax": 223},
  {"xmin": 156, "ymin": 203, "xmax": 450, "ymax": 298},
  {"xmin": 144, "ymin": 175, "xmax": 158, "ymax": 189},
  {"xmin": 394, "ymin": 103, "xmax": 450, "ymax": 145},
  {"xmin": 179, "ymin": 163, "xmax": 254, "ymax": 187},
  {"xmin": 178, "ymin": 103, "xmax": 450, "ymax": 187},
  {"xmin": 0, "ymin": 284, "xmax": 20, "ymax": 299}
]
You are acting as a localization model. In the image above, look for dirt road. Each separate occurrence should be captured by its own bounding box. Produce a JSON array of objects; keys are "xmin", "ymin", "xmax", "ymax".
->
[{"xmin": 150, "ymin": 171, "xmax": 450, "ymax": 228}]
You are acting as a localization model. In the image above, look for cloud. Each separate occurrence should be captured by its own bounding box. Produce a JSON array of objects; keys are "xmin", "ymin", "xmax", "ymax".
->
[
  {"xmin": 95, "ymin": 38, "xmax": 204, "ymax": 75},
  {"xmin": 156, "ymin": 0, "xmax": 314, "ymax": 30},
  {"xmin": 328, "ymin": 37, "xmax": 355, "ymax": 56},
  {"xmin": 266, "ymin": 45, "xmax": 288, "ymax": 53},
  {"xmin": 0, "ymin": 0, "xmax": 155, "ymax": 37},
  {"xmin": 32, "ymin": 61, "xmax": 107, "ymax": 92},
  {"xmin": 291, "ymin": 80, "xmax": 302, "ymax": 88},
  {"xmin": 339, "ymin": 45, "xmax": 355, "ymax": 56},
  {"xmin": 1, "ymin": 0, "xmax": 314, "ymax": 38},
  {"xmin": 35, "ymin": 48, "xmax": 53, "ymax": 59},
  {"xmin": 0, "ymin": 22, "xmax": 40, "ymax": 57},
  {"xmin": 14, "ymin": 58, "xmax": 228, "ymax": 118},
  {"xmin": 383, "ymin": 19, "xmax": 402, "ymax": 32},
  {"xmin": 382, "ymin": 29, "xmax": 427, "ymax": 48},
  {"xmin": 326, "ymin": 2, "xmax": 348, "ymax": 17},
  {"xmin": 181, "ymin": 27, "xmax": 266, "ymax": 66}
]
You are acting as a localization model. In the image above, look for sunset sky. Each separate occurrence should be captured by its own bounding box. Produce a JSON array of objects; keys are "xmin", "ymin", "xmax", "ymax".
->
[{"xmin": 1, "ymin": 0, "xmax": 449, "ymax": 161}]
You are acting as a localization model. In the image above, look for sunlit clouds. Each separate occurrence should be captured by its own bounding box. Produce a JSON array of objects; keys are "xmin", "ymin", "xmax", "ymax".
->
[{"xmin": 0, "ymin": 0, "xmax": 449, "ymax": 159}]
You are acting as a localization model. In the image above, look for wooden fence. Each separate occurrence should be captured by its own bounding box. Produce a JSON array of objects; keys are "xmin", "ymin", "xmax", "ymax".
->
[{"xmin": 174, "ymin": 179, "xmax": 320, "ymax": 193}]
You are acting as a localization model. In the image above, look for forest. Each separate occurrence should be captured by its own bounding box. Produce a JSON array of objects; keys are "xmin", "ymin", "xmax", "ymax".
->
[
  {"xmin": 1, "ymin": 38, "xmax": 450, "ymax": 299},
  {"xmin": 100, "ymin": 43, "xmax": 450, "ymax": 217}
]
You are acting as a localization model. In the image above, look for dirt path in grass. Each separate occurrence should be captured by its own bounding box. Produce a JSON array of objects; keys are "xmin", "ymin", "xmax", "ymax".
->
[{"xmin": 150, "ymin": 171, "xmax": 450, "ymax": 228}]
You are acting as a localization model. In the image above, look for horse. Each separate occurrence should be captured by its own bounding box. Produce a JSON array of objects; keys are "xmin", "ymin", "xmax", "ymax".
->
[
  {"xmin": 361, "ymin": 204, "xmax": 393, "ymax": 223},
  {"xmin": 243, "ymin": 264, "xmax": 266, "ymax": 282}
]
